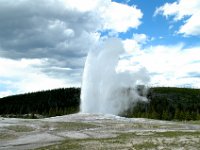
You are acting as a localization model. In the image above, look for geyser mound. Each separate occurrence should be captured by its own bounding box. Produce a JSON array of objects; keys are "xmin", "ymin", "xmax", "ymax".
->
[{"xmin": 81, "ymin": 38, "xmax": 149, "ymax": 115}]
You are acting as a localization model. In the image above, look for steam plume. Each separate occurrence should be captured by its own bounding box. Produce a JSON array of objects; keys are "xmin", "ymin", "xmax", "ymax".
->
[{"xmin": 81, "ymin": 38, "xmax": 149, "ymax": 115}]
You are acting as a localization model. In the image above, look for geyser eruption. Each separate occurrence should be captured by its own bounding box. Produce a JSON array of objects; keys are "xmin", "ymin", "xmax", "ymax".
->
[{"xmin": 81, "ymin": 38, "xmax": 149, "ymax": 115}]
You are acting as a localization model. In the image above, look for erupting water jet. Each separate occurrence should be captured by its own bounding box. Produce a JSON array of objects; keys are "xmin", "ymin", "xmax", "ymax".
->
[{"xmin": 81, "ymin": 38, "xmax": 149, "ymax": 115}]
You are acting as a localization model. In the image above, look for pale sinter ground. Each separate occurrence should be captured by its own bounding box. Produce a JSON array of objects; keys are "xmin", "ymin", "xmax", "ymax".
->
[{"xmin": 0, "ymin": 113, "xmax": 200, "ymax": 150}]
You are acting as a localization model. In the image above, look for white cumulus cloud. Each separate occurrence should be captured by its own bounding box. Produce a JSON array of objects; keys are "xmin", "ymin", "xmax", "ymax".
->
[
  {"xmin": 118, "ymin": 44, "xmax": 200, "ymax": 88},
  {"xmin": 155, "ymin": 0, "xmax": 200, "ymax": 36},
  {"xmin": 64, "ymin": 0, "xmax": 142, "ymax": 32},
  {"xmin": 0, "ymin": 0, "xmax": 143, "ymax": 97},
  {"xmin": 0, "ymin": 58, "xmax": 71, "ymax": 97},
  {"xmin": 123, "ymin": 33, "xmax": 149, "ymax": 53},
  {"xmin": 102, "ymin": 2, "xmax": 142, "ymax": 32}
]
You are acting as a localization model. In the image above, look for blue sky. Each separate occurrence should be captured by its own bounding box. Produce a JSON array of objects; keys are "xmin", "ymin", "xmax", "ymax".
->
[
  {"xmin": 116, "ymin": 0, "xmax": 172, "ymax": 38},
  {"xmin": 0, "ymin": 0, "xmax": 199, "ymax": 97},
  {"xmin": 115, "ymin": 0, "xmax": 200, "ymax": 46}
]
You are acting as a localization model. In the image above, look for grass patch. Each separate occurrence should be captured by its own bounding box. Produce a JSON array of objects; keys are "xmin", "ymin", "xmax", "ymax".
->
[
  {"xmin": 186, "ymin": 120, "xmax": 200, "ymax": 125},
  {"xmin": 42, "ymin": 122, "xmax": 98, "ymax": 131},
  {"xmin": 36, "ymin": 133, "xmax": 131, "ymax": 150},
  {"xmin": 131, "ymin": 123, "xmax": 160, "ymax": 129},
  {"xmin": 37, "ymin": 139, "xmax": 81, "ymax": 150},
  {"xmin": 132, "ymin": 141, "xmax": 158, "ymax": 150},
  {"xmin": 0, "ymin": 132, "xmax": 17, "ymax": 140},
  {"xmin": 117, "ymin": 132, "xmax": 136, "ymax": 139},
  {"xmin": 5, "ymin": 125, "xmax": 34, "ymax": 132},
  {"xmin": 155, "ymin": 131, "xmax": 200, "ymax": 137}
]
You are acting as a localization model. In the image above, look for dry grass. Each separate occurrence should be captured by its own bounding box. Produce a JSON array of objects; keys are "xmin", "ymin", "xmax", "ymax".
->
[
  {"xmin": 5, "ymin": 125, "xmax": 34, "ymax": 132},
  {"xmin": 36, "ymin": 131, "xmax": 200, "ymax": 150}
]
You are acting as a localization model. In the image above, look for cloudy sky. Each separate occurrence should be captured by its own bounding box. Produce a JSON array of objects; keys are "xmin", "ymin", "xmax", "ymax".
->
[{"xmin": 0, "ymin": 0, "xmax": 200, "ymax": 97}]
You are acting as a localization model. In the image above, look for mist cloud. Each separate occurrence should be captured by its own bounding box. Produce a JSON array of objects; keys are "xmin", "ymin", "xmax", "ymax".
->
[{"xmin": 81, "ymin": 38, "xmax": 149, "ymax": 115}]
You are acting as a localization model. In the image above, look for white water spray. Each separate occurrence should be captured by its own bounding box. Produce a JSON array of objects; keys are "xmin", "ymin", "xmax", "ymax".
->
[{"xmin": 81, "ymin": 38, "xmax": 149, "ymax": 115}]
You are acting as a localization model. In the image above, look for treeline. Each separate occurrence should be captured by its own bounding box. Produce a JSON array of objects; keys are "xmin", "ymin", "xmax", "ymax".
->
[
  {"xmin": 125, "ymin": 87, "xmax": 200, "ymax": 121},
  {"xmin": 0, "ymin": 88, "xmax": 80, "ymax": 118},
  {"xmin": 0, "ymin": 87, "xmax": 200, "ymax": 121}
]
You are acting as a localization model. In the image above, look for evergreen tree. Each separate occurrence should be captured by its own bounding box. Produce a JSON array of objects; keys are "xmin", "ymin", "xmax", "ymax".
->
[
  {"xmin": 174, "ymin": 109, "xmax": 181, "ymax": 120},
  {"xmin": 162, "ymin": 110, "xmax": 169, "ymax": 120},
  {"xmin": 185, "ymin": 112, "xmax": 192, "ymax": 121}
]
